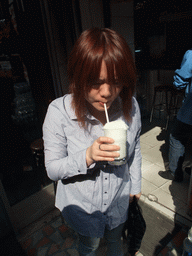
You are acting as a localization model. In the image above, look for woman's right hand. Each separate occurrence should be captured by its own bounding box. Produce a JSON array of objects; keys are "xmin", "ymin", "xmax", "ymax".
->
[{"xmin": 86, "ymin": 137, "xmax": 120, "ymax": 167}]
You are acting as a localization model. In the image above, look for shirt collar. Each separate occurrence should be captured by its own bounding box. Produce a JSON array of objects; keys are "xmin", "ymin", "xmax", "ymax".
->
[
  {"xmin": 64, "ymin": 94, "xmax": 122, "ymax": 121},
  {"xmin": 64, "ymin": 94, "xmax": 77, "ymax": 120}
]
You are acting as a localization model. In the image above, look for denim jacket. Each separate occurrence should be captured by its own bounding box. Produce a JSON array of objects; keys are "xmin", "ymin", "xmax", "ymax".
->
[{"xmin": 173, "ymin": 50, "xmax": 192, "ymax": 125}]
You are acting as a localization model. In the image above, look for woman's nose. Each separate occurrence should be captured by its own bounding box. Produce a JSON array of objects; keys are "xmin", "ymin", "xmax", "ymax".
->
[{"xmin": 100, "ymin": 83, "xmax": 112, "ymax": 97}]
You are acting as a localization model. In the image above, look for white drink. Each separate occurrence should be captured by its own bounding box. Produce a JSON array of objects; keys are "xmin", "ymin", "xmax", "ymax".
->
[{"xmin": 103, "ymin": 120, "xmax": 128, "ymax": 166}]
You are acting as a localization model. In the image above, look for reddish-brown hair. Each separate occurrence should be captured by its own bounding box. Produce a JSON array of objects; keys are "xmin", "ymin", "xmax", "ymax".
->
[{"xmin": 68, "ymin": 27, "xmax": 136, "ymax": 127}]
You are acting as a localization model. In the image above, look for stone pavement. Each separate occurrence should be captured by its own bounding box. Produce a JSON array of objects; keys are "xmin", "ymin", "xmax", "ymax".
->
[
  {"xmin": 16, "ymin": 208, "xmax": 188, "ymax": 256},
  {"xmin": 20, "ymin": 215, "xmax": 79, "ymax": 256},
  {"xmin": 157, "ymin": 229, "xmax": 188, "ymax": 256}
]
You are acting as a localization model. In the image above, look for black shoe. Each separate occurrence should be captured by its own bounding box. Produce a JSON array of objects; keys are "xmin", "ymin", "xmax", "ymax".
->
[
  {"xmin": 158, "ymin": 170, "xmax": 174, "ymax": 180},
  {"xmin": 159, "ymin": 170, "xmax": 184, "ymax": 182},
  {"xmin": 156, "ymin": 129, "xmax": 167, "ymax": 141}
]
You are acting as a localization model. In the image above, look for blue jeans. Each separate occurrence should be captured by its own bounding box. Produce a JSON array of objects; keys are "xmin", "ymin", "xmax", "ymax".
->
[
  {"xmin": 169, "ymin": 119, "xmax": 192, "ymax": 174},
  {"xmin": 78, "ymin": 223, "xmax": 125, "ymax": 256}
]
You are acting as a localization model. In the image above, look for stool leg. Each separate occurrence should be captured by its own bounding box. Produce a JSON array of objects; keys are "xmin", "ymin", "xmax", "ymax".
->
[
  {"xmin": 174, "ymin": 95, "xmax": 179, "ymax": 116},
  {"xmin": 150, "ymin": 107, "xmax": 154, "ymax": 123},
  {"xmin": 159, "ymin": 91, "xmax": 163, "ymax": 120},
  {"xmin": 165, "ymin": 116, "xmax": 169, "ymax": 130},
  {"xmin": 165, "ymin": 90, "xmax": 170, "ymax": 130},
  {"xmin": 150, "ymin": 91, "xmax": 156, "ymax": 123}
]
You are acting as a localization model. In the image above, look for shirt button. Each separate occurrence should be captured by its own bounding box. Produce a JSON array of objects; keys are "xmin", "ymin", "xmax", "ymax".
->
[
  {"xmin": 104, "ymin": 203, "xmax": 107, "ymax": 205},
  {"xmin": 104, "ymin": 192, "xmax": 107, "ymax": 194},
  {"xmin": 105, "ymin": 178, "xmax": 107, "ymax": 180}
]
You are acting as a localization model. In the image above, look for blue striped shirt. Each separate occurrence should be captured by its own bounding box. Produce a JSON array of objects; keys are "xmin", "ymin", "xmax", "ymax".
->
[{"xmin": 43, "ymin": 94, "xmax": 142, "ymax": 237}]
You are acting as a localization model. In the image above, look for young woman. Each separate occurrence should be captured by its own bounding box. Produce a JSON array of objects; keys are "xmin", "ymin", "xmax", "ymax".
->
[{"xmin": 43, "ymin": 27, "xmax": 142, "ymax": 256}]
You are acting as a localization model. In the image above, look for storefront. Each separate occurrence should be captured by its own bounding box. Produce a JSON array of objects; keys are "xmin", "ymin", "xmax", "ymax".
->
[
  {"xmin": 1, "ymin": 0, "xmax": 57, "ymax": 233},
  {"xmin": 1, "ymin": 0, "xmax": 191, "ymax": 236},
  {"xmin": 0, "ymin": 0, "xmax": 106, "ymax": 234}
]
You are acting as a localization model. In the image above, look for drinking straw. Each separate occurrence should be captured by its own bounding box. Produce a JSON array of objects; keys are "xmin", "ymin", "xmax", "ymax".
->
[{"xmin": 104, "ymin": 103, "xmax": 109, "ymax": 123}]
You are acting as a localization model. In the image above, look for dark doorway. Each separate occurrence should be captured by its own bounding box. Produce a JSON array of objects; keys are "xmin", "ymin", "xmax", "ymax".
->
[{"xmin": 1, "ymin": 0, "xmax": 55, "ymax": 206}]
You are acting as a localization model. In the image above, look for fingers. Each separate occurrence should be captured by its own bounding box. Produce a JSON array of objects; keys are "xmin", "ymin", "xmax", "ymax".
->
[
  {"xmin": 98, "ymin": 148, "xmax": 120, "ymax": 159},
  {"xmin": 94, "ymin": 143, "xmax": 120, "ymax": 162},
  {"xmin": 97, "ymin": 136, "xmax": 120, "ymax": 151},
  {"xmin": 97, "ymin": 137, "xmax": 120, "ymax": 159},
  {"xmin": 129, "ymin": 193, "xmax": 142, "ymax": 203},
  {"xmin": 86, "ymin": 137, "xmax": 120, "ymax": 167},
  {"xmin": 99, "ymin": 143, "xmax": 120, "ymax": 152},
  {"xmin": 134, "ymin": 192, "xmax": 142, "ymax": 201},
  {"xmin": 98, "ymin": 136, "xmax": 114, "ymax": 144},
  {"xmin": 129, "ymin": 195, "xmax": 134, "ymax": 203}
]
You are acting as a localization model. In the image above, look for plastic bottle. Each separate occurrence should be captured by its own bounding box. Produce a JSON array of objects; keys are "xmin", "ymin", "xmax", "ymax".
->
[{"xmin": 182, "ymin": 227, "xmax": 192, "ymax": 256}]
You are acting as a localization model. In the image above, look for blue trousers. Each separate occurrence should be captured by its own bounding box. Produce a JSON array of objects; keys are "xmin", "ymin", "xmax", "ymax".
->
[
  {"xmin": 78, "ymin": 222, "xmax": 125, "ymax": 256},
  {"xmin": 169, "ymin": 119, "xmax": 192, "ymax": 174}
]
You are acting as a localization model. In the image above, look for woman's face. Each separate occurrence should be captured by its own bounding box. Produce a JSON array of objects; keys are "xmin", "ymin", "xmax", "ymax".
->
[{"xmin": 85, "ymin": 61, "xmax": 123, "ymax": 119}]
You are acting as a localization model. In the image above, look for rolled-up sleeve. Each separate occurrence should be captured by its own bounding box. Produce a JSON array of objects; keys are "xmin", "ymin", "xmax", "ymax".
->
[{"xmin": 173, "ymin": 50, "xmax": 192, "ymax": 90}]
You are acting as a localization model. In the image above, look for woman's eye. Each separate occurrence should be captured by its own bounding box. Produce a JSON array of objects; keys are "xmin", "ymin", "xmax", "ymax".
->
[
  {"xmin": 92, "ymin": 83, "xmax": 102, "ymax": 89},
  {"xmin": 90, "ymin": 80, "xmax": 122, "ymax": 89}
]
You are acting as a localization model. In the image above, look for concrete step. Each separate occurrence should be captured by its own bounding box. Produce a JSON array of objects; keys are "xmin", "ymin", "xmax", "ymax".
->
[{"xmin": 138, "ymin": 195, "xmax": 191, "ymax": 255}]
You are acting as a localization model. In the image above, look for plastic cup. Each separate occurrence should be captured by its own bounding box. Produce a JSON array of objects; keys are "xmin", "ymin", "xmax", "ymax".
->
[{"xmin": 103, "ymin": 120, "xmax": 128, "ymax": 166}]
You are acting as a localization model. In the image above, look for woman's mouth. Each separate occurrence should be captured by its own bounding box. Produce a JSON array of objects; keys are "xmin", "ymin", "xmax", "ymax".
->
[{"xmin": 99, "ymin": 102, "xmax": 108, "ymax": 107}]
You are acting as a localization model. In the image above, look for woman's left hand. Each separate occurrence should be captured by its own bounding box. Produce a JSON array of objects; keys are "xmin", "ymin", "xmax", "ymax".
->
[{"xmin": 129, "ymin": 192, "xmax": 141, "ymax": 203}]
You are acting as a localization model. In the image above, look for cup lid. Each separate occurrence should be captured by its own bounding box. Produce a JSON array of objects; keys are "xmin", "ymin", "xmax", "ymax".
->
[{"xmin": 103, "ymin": 120, "xmax": 128, "ymax": 130}]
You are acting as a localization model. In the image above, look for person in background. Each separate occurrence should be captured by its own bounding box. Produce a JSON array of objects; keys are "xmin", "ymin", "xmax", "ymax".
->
[
  {"xmin": 160, "ymin": 49, "xmax": 192, "ymax": 182},
  {"xmin": 43, "ymin": 28, "xmax": 142, "ymax": 256}
]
